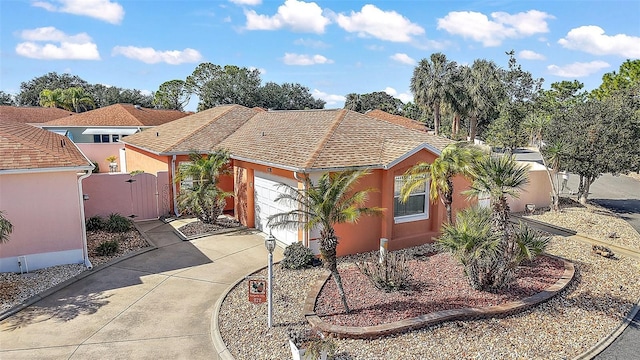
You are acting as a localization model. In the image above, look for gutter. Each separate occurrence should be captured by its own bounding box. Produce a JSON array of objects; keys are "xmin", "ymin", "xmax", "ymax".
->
[
  {"xmin": 0, "ymin": 165, "xmax": 94, "ymax": 175},
  {"xmin": 77, "ymin": 170, "xmax": 93, "ymax": 270}
]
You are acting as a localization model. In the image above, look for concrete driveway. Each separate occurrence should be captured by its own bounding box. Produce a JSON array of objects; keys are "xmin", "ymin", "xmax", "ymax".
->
[{"xmin": 0, "ymin": 221, "xmax": 281, "ymax": 360}]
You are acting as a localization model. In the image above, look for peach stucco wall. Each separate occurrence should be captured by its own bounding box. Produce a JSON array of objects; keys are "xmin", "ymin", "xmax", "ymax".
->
[
  {"xmin": 77, "ymin": 143, "xmax": 124, "ymax": 173},
  {"xmin": 232, "ymin": 148, "xmax": 469, "ymax": 257},
  {"xmin": 0, "ymin": 171, "xmax": 84, "ymax": 267},
  {"xmin": 125, "ymin": 145, "xmax": 170, "ymax": 176},
  {"xmin": 508, "ymin": 161, "xmax": 552, "ymax": 212}
]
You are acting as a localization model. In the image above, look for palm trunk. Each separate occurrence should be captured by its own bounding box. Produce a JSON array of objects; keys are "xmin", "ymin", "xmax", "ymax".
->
[
  {"xmin": 443, "ymin": 184, "xmax": 454, "ymax": 224},
  {"xmin": 469, "ymin": 116, "xmax": 478, "ymax": 142},
  {"xmin": 433, "ymin": 103, "xmax": 441, "ymax": 136},
  {"xmin": 539, "ymin": 153, "xmax": 559, "ymax": 211},
  {"xmin": 319, "ymin": 227, "xmax": 350, "ymax": 313}
]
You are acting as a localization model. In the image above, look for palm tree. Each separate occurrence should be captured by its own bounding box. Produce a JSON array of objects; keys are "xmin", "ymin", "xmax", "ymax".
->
[
  {"xmin": 267, "ymin": 170, "xmax": 383, "ymax": 313},
  {"xmin": 464, "ymin": 59, "xmax": 504, "ymax": 142},
  {"xmin": 401, "ymin": 143, "xmax": 485, "ymax": 225},
  {"xmin": 175, "ymin": 151, "xmax": 233, "ymax": 224},
  {"xmin": 540, "ymin": 141, "xmax": 568, "ymax": 211},
  {"xmin": 0, "ymin": 211, "xmax": 13, "ymax": 244},
  {"xmin": 411, "ymin": 53, "xmax": 458, "ymax": 136},
  {"xmin": 62, "ymin": 87, "xmax": 95, "ymax": 112},
  {"xmin": 39, "ymin": 89, "xmax": 65, "ymax": 109},
  {"xmin": 466, "ymin": 155, "xmax": 529, "ymax": 236}
]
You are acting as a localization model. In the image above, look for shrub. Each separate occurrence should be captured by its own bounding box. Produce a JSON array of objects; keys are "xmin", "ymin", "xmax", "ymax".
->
[
  {"xmin": 85, "ymin": 216, "xmax": 104, "ymax": 231},
  {"xmin": 357, "ymin": 252, "xmax": 411, "ymax": 292},
  {"xmin": 96, "ymin": 240, "xmax": 119, "ymax": 256},
  {"xmin": 281, "ymin": 242, "xmax": 314, "ymax": 269},
  {"xmin": 105, "ymin": 213, "xmax": 132, "ymax": 233}
]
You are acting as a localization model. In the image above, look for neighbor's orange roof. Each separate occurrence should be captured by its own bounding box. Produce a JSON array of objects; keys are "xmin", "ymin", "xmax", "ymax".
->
[
  {"xmin": 365, "ymin": 109, "xmax": 430, "ymax": 132},
  {"xmin": 43, "ymin": 103, "xmax": 188, "ymax": 127},
  {"xmin": 0, "ymin": 122, "xmax": 92, "ymax": 170},
  {"xmin": 0, "ymin": 106, "xmax": 74, "ymax": 124}
]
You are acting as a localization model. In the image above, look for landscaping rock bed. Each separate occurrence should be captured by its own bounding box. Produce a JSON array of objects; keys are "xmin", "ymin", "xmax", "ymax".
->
[{"xmin": 176, "ymin": 216, "xmax": 243, "ymax": 238}]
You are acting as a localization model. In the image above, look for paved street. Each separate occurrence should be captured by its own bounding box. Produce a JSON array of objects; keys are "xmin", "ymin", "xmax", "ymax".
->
[{"xmin": 0, "ymin": 221, "xmax": 281, "ymax": 360}]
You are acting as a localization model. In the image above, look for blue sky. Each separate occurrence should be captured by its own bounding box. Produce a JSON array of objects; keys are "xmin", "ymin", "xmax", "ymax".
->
[{"xmin": 1, "ymin": 0, "xmax": 639, "ymax": 111}]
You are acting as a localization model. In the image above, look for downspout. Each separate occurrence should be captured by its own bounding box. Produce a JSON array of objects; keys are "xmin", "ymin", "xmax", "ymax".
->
[
  {"xmin": 78, "ymin": 170, "xmax": 93, "ymax": 270},
  {"xmin": 293, "ymin": 171, "xmax": 308, "ymax": 247},
  {"xmin": 172, "ymin": 155, "xmax": 179, "ymax": 217}
]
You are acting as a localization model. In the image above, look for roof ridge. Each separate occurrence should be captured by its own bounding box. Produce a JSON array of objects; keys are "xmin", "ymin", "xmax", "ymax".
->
[
  {"xmin": 166, "ymin": 105, "xmax": 239, "ymax": 152},
  {"xmin": 303, "ymin": 108, "xmax": 347, "ymax": 169},
  {"xmin": 120, "ymin": 104, "xmax": 146, "ymax": 126}
]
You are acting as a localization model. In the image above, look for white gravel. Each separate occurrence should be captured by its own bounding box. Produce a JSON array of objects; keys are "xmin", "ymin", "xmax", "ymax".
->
[{"xmin": 219, "ymin": 201, "xmax": 640, "ymax": 360}]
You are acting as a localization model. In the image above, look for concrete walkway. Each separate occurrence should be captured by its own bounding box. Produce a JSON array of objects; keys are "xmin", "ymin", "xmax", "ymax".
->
[{"xmin": 0, "ymin": 221, "xmax": 282, "ymax": 360}]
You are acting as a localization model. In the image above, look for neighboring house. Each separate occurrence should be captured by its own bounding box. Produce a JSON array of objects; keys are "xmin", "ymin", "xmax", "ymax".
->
[
  {"xmin": 0, "ymin": 122, "xmax": 94, "ymax": 273},
  {"xmin": 39, "ymin": 104, "xmax": 188, "ymax": 172},
  {"xmin": 0, "ymin": 105, "xmax": 74, "ymax": 125},
  {"xmin": 123, "ymin": 105, "xmax": 467, "ymax": 256}
]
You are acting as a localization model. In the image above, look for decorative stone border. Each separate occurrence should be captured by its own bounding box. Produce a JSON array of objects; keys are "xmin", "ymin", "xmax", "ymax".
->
[{"xmin": 304, "ymin": 254, "xmax": 575, "ymax": 339}]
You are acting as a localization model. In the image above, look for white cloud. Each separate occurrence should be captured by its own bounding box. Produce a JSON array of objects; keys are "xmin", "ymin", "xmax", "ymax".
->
[
  {"xmin": 384, "ymin": 87, "xmax": 413, "ymax": 103},
  {"xmin": 558, "ymin": 26, "xmax": 640, "ymax": 58},
  {"xmin": 229, "ymin": 0, "xmax": 261, "ymax": 5},
  {"xmin": 15, "ymin": 27, "xmax": 100, "ymax": 60},
  {"xmin": 32, "ymin": 0, "xmax": 124, "ymax": 25},
  {"xmin": 282, "ymin": 53, "xmax": 333, "ymax": 65},
  {"xmin": 547, "ymin": 61, "xmax": 610, "ymax": 77},
  {"xmin": 390, "ymin": 53, "xmax": 416, "ymax": 65},
  {"xmin": 293, "ymin": 38, "xmax": 329, "ymax": 48},
  {"xmin": 244, "ymin": 0, "xmax": 330, "ymax": 33},
  {"xmin": 112, "ymin": 46, "xmax": 203, "ymax": 65},
  {"xmin": 249, "ymin": 66, "xmax": 267, "ymax": 74},
  {"xmin": 366, "ymin": 44, "xmax": 384, "ymax": 51},
  {"xmin": 312, "ymin": 89, "xmax": 345, "ymax": 106},
  {"xmin": 437, "ymin": 10, "xmax": 553, "ymax": 47},
  {"xmin": 334, "ymin": 4, "xmax": 424, "ymax": 42},
  {"xmin": 519, "ymin": 50, "xmax": 546, "ymax": 60}
]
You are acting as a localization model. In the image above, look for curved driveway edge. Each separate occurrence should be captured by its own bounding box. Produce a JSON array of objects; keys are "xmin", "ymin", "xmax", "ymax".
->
[{"xmin": 304, "ymin": 255, "xmax": 575, "ymax": 339}]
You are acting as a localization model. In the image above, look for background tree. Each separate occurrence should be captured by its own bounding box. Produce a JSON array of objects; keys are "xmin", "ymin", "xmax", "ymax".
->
[
  {"xmin": 175, "ymin": 151, "xmax": 233, "ymax": 224},
  {"xmin": 39, "ymin": 88, "xmax": 65, "ymax": 109},
  {"xmin": 258, "ymin": 82, "xmax": 325, "ymax": 110},
  {"xmin": 186, "ymin": 63, "xmax": 262, "ymax": 111},
  {"xmin": 343, "ymin": 91, "xmax": 404, "ymax": 115},
  {"xmin": 592, "ymin": 59, "xmax": 640, "ymax": 100},
  {"xmin": 17, "ymin": 72, "xmax": 90, "ymax": 106},
  {"xmin": 0, "ymin": 211, "xmax": 13, "ymax": 244},
  {"xmin": 545, "ymin": 89, "xmax": 640, "ymax": 204},
  {"xmin": 411, "ymin": 53, "xmax": 458, "ymax": 136},
  {"xmin": 485, "ymin": 51, "xmax": 543, "ymax": 152},
  {"xmin": 401, "ymin": 143, "xmax": 484, "ymax": 224},
  {"xmin": 267, "ymin": 170, "xmax": 383, "ymax": 313},
  {"xmin": 153, "ymin": 80, "xmax": 191, "ymax": 111},
  {"xmin": 402, "ymin": 101, "xmax": 429, "ymax": 122},
  {"xmin": 62, "ymin": 87, "xmax": 95, "ymax": 112},
  {"xmin": 463, "ymin": 59, "xmax": 504, "ymax": 141},
  {"xmin": 0, "ymin": 91, "xmax": 15, "ymax": 106}
]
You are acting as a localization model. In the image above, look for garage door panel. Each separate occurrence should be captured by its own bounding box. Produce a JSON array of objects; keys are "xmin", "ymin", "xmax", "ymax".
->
[{"xmin": 254, "ymin": 172, "xmax": 298, "ymax": 245}]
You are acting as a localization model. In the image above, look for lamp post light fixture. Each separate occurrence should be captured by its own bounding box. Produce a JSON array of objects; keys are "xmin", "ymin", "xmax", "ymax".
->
[{"xmin": 265, "ymin": 232, "xmax": 276, "ymax": 328}]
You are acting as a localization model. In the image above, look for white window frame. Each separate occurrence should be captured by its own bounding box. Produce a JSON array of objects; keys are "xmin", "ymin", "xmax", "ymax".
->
[
  {"xmin": 393, "ymin": 175, "xmax": 429, "ymax": 224},
  {"xmin": 178, "ymin": 161, "xmax": 194, "ymax": 190}
]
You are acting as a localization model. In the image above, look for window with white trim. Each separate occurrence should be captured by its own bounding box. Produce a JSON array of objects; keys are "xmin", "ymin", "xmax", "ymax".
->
[
  {"xmin": 178, "ymin": 162, "xmax": 194, "ymax": 190},
  {"xmin": 394, "ymin": 175, "xmax": 429, "ymax": 223}
]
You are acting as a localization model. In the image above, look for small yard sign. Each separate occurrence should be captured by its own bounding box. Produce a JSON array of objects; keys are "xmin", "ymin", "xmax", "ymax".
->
[{"xmin": 248, "ymin": 278, "xmax": 267, "ymax": 304}]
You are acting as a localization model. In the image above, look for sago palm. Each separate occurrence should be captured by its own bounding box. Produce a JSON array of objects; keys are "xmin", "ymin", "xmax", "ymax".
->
[
  {"xmin": 267, "ymin": 170, "xmax": 383, "ymax": 313},
  {"xmin": 401, "ymin": 143, "xmax": 485, "ymax": 224}
]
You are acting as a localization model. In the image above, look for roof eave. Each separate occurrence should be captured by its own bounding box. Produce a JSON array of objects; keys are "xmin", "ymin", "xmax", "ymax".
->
[
  {"xmin": 383, "ymin": 143, "xmax": 442, "ymax": 170},
  {"xmin": 0, "ymin": 165, "xmax": 94, "ymax": 175}
]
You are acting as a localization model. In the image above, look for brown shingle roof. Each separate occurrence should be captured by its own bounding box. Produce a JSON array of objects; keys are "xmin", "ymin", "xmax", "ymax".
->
[
  {"xmin": 0, "ymin": 106, "xmax": 74, "ymax": 124},
  {"xmin": 365, "ymin": 109, "xmax": 430, "ymax": 132},
  {"xmin": 0, "ymin": 122, "xmax": 93, "ymax": 171},
  {"xmin": 219, "ymin": 109, "xmax": 452, "ymax": 170},
  {"xmin": 121, "ymin": 105, "xmax": 260, "ymax": 154},
  {"xmin": 43, "ymin": 104, "xmax": 188, "ymax": 127},
  {"xmin": 123, "ymin": 105, "xmax": 453, "ymax": 170}
]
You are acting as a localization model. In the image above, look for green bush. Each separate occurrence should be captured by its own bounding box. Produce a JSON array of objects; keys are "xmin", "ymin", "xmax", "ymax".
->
[
  {"xmin": 357, "ymin": 252, "xmax": 412, "ymax": 292},
  {"xmin": 281, "ymin": 242, "xmax": 314, "ymax": 269},
  {"xmin": 105, "ymin": 213, "xmax": 132, "ymax": 233},
  {"xmin": 96, "ymin": 240, "xmax": 119, "ymax": 256},
  {"xmin": 85, "ymin": 216, "xmax": 104, "ymax": 231}
]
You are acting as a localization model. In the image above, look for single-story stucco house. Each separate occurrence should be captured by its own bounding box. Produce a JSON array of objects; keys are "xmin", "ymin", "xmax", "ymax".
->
[
  {"xmin": 0, "ymin": 122, "xmax": 94, "ymax": 272},
  {"xmin": 121, "ymin": 105, "xmax": 472, "ymax": 256}
]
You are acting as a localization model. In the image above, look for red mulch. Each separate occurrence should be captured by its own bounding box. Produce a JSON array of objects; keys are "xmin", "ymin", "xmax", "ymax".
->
[{"xmin": 315, "ymin": 253, "xmax": 565, "ymax": 327}]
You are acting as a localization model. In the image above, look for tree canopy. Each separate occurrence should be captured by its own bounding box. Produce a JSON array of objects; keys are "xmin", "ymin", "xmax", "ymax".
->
[{"xmin": 344, "ymin": 91, "xmax": 404, "ymax": 115}]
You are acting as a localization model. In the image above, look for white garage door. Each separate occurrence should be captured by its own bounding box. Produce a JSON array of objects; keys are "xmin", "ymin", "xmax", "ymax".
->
[{"xmin": 254, "ymin": 172, "xmax": 299, "ymax": 246}]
